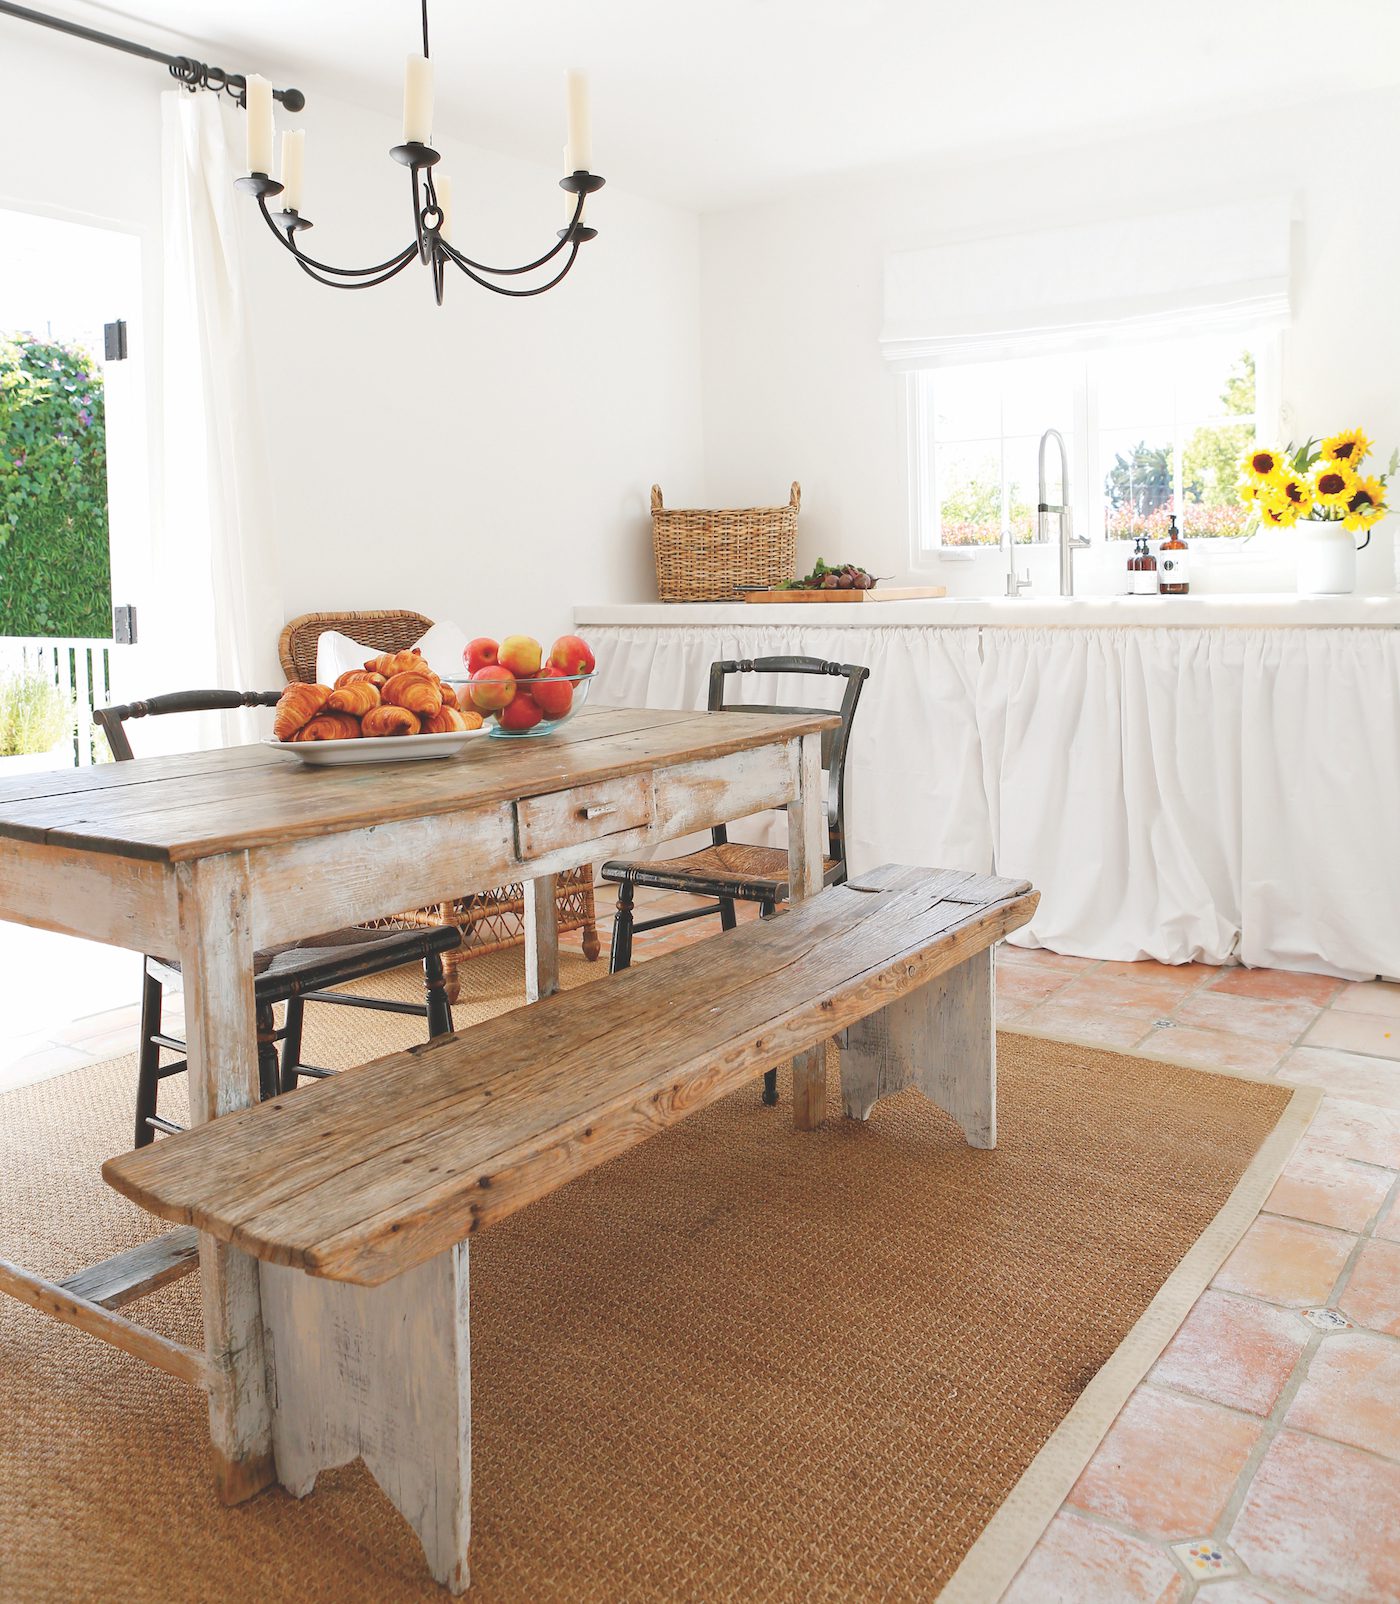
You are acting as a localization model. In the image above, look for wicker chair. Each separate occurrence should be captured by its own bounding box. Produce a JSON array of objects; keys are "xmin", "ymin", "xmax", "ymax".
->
[
  {"xmin": 94, "ymin": 689, "xmax": 461, "ymax": 1147},
  {"xmin": 602, "ymin": 654, "xmax": 868, "ymax": 1103},
  {"xmin": 277, "ymin": 611, "xmax": 602, "ymax": 1000}
]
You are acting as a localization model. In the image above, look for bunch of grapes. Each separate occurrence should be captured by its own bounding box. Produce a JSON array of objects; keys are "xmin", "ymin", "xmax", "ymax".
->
[{"xmin": 785, "ymin": 558, "xmax": 877, "ymax": 591}]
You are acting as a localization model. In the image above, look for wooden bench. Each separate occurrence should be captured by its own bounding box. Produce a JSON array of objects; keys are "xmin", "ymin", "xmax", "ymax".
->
[{"xmin": 103, "ymin": 863, "xmax": 1036, "ymax": 1593}]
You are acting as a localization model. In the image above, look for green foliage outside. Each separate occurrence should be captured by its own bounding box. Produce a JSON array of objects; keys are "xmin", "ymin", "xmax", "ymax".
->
[
  {"xmin": 0, "ymin": 669, "xmax": 71, "ymax": 757},
  {"xmin": 939, "ymin": 478, "xmax": 1034, "ymax": 546},
  {"xmin": 0, "ymin": 335, "xmax": 113, "ymax": 637}
]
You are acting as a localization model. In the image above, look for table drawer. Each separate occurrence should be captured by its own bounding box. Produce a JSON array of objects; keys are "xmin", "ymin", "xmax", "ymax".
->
[{"xmin": 516, "ymin": 775, "xmax": 656, "ymax": 859}]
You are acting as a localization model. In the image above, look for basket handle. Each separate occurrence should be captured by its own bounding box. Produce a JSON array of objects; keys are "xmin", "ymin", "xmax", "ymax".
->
[
  {"xmin": 650, "ymin": 484, "xmax": 664, "ymax": 513},
  {"xmin": 789, "ymin": 482, "xmax": 801, "ymax": 511}
]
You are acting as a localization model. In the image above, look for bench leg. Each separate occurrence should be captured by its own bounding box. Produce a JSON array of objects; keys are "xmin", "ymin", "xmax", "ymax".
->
[
  {"xmin": 787, "ymin": 732, "xmax": 827, "ymax": 1129},
  {"xmin": 840, "ymin": 948, "xmax": 997, "ymax": 1148},
  {"xmin": 260, "ymin": 1244, "xmax": 472, "ymax": 1594}
]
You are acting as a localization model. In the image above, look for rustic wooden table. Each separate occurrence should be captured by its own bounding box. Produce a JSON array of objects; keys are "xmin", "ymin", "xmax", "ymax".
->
[{"xmin": 0, "ymin": 705, "xmax": 835, "ymax": 1508}]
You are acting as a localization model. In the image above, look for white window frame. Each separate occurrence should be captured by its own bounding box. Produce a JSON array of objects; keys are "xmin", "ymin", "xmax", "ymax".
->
[{"xmin": 904, "ymin": 328, "xmax": 1283, "ymax": 571}]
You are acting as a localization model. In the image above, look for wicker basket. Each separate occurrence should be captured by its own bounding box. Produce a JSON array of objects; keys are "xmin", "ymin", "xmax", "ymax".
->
[
  {"xmin": 651, "ymin": 482, "xmax": 800, "ymax": 602},
  {"xmin": 276, "ymin": 611, "xmax": 600, "ymax": 1000}
]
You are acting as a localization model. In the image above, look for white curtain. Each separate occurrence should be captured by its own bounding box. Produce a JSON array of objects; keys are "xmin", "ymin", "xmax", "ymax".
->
[
  {"xmin": 589, "ymin": 622, "xmax": 1400, "ymax": 980},
  {"xmin": 158, "ymin": 92, "xmax": 282, "ymax": 746}
]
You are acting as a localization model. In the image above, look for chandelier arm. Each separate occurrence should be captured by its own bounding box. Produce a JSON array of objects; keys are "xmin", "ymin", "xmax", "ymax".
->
[
  {"xmin": 439, "ymin": 237, "xmax": 582, "ymax": 298},
  {"xmin": 436, "ymin": 208, "xmax": 581, "ymax": 279},
  {"xmin": 256, "ymin": 194, "xmax": 420, "ymax": 279},
  {"xmin": 287, "ymin": 242, "xmax": 421, "ymax": 291}
]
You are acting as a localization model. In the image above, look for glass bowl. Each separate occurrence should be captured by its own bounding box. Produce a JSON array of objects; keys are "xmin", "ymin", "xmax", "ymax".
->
[{"xmin": 446, "ymin": 671, "xmax": 594, "ymax": 738}]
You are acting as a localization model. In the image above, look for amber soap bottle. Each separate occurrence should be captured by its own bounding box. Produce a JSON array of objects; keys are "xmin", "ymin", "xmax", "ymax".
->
[
  {"xmin": 1159, "ymin": 515, "xmax": 1189, "ymax": 594},
  {"xmin": 1129, "ymin": 536, "xmax": 1159, "ymax": 595}
]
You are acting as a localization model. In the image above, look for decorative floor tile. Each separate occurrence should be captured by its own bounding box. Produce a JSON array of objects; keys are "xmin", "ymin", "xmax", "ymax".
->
[
  {"xmin": 1170, "ymin": 1537, "xmax": 1243, "ymax": 1579},
  {"xmin": 1209, "ymin": 967, "xmax": 1345, "ymax": 1006},
  {"xmin": 1303, "ymin": 1009, "xmax": 1400, "ymax": 1063},
  {"xmin": 1301, "ymin": 1307, "xmax": 1352, "ymax": 1332},
  {"xmin": 1230, "ymin": 1429, "xmax": 1400, "ymax": 1603},
  {"xmin": 1173, "ymin": 989, "xmax": 1321, "ymax": 1045},
  {"xmin": 1003, "ymin": 1510, "xmax": 1185, "ymax": 1604},
  {"xmin": 1150, "ymin": 1290, "xmax": 1308, "ymax": 1416},
  {"xmin": 1264, "ymin": 1146, "xmax": 1394, "ymax": 1233},
  {"xmin": 1333, "ymin": 979, "xmax": 1400, "ymax": 1018},
  {"xmin": 1276, "ymin": 1048, "xmax": 1400, "ymax": 1112},
  {"xmin": 1304, "ymin": 1098, "xmax": 1400, "ymax": 1170},
  {"xmin": 1285, "ymin": 1329, "xmax": 1400, "ymax": 1460},
  {"xmin": 1069, "ymin": 1385, "xmax": 1261, "ymax": 1541},
  {"xmin": 1212, "ymin": 1215, "xmax": 1354, "ymax": 1308},
  {"xmin": 1134, "ymin": 1023, "xmax": 1287, "ymax": 1076},
  {"xmin": 1337, "ymin": 1237, "xmax": 1400, "ymax": 1336}
]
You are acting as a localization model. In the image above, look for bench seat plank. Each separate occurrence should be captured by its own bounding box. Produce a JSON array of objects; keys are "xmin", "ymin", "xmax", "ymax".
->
[{"xmin": 104, "ymin": 865, "xmax": 1036, "ymax": 1288}]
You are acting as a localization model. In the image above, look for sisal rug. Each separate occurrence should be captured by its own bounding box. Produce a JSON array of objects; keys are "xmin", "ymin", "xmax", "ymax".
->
[{"xmin": 0, "ymin": 948, "xmax": 1314, "ymax": 1604}]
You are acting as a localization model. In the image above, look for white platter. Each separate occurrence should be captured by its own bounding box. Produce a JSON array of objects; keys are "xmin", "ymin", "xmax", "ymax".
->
[{"xmin": 263, "ymin": 729, "xmax": 487, "ymax": 766}]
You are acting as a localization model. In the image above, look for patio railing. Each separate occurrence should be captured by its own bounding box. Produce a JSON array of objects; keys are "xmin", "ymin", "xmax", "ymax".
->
[{"xmin": 1, "ymin": 636, "xmax": 122, "ymax": 767}]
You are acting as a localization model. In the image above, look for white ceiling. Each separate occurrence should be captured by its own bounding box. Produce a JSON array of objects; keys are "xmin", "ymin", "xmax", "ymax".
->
[{"xmin": 39, "ymin": 1, "xmax": 1400, "ymax": 210}]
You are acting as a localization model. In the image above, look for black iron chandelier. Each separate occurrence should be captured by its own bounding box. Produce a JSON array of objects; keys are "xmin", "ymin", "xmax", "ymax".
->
[{"xmin": 235, "ymin": 0, "xmax": 603, "ymax": 304}]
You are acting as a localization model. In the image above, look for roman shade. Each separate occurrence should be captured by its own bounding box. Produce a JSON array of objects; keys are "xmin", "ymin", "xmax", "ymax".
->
[{"xmin": 880, "ymin": 197, "xmax": 1293, "ymax": 369}]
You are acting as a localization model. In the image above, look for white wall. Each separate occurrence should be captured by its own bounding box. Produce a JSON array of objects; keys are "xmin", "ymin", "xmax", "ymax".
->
[{"xmin": 698, "ymin": 90, "xmax": 1400, "ymax": 596}]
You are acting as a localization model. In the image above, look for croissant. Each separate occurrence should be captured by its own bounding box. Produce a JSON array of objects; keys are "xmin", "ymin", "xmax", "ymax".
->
[
  {"xmin": 439, "ymin": 682, "xmax": 460, "ymax": 709},
  {"xmin": 361, "ymin": 704, "xmax": 421, "ymax": 738},
  {"xmin": 382, "ymin": 670, "xmax": 444, "ymax": 716},
  {"xmin": 274, "ymin": 683, "xmax": 332, "ymax": 741},
  {"xmin": 326, "ymin": 681, "xmax": 382, "ymax": 717},
  {"xmin": 334, "ymin": 668, "xmax": 386, "ymax": 690},
  {"xmin": 422, "ymin": 706, "xmax": 476, "ymax": 734},
  {"xmin": 292, "ymin": 713, "xmax": 361, "ymax": 742},
  {"xmin": 365, "ymin": 649, "xmax": 426, "ymax": 679}
]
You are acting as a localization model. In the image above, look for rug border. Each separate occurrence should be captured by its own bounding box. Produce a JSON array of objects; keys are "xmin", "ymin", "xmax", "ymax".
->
[{"xmin": 938, "ymin": 1044, "xmax": 1323, "ymax": 1604}]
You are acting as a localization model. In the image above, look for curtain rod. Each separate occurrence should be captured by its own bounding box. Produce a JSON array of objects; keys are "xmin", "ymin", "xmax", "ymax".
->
[{"xmin": 0, "ymin": 1, "xmax": 306, "ymax": 110}]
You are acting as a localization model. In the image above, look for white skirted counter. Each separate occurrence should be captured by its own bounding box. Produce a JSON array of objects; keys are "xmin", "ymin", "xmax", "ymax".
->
[{"xmin": 577, "ymin": 596, "xmax": 1400, "ymax": 979}]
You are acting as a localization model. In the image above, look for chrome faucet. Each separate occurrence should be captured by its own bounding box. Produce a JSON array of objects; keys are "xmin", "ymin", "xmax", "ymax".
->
[
  {"xmin": 1038, "ymin": 428, "xmax": 1090, "ymax": 596},
  {"xmin": 1004, "ymin": 527, "xmax": 1030, "ymax": 597}
]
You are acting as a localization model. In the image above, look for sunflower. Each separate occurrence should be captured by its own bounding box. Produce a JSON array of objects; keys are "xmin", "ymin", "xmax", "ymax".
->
[
  {"xmin": 1259, "ymin": 491, "xmax": 1301, "ymax": 527},
  {"xmin": 1312, "ymin": 462, "xmax": 1356, "ymax": 508},
  {"xmin": 1275, "ymin": 473, "xmax": 1315, "ymax": 517},
  {"xmin": 1321, "ymin": 427, "xmax": 1372, "ymax": 468},
  {"xmin": 1241, "ymin": 445, "xmax": 1286, "ymax": 481},
  {"xmin": 1237, "ymin": 478, "xmax": 1264, "ymax": 504},
  {"xmin": 1342, "ymin": 475, "xmax": 1387, "ymax": 531}
]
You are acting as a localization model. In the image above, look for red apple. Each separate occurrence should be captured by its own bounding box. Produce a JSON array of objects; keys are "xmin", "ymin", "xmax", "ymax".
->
[
  {"xmin": 549, "ymin": 634, "xmax": 595, "ymax": 676},
  {"xmin": 465, "ymin": 637, "xmax": 499, "ymax": 675},
  {"xmin": 499, "ymin": 634, "xmax": 543, "ymax": 678},
  {"xmin": 497, "ymin": 694, "xmax": 544, "ymax": 732},
  {"xmin": 468, "ymin": 664, "xmax": 516, "ymax": 711},
  {"xmin": 530, "ymin": 664, "xmax": 575, "ymax": 719}
]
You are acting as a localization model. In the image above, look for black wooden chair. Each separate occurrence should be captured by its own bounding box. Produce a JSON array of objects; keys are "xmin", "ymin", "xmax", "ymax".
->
[
  {"xmin": 601, "ymin": 655, "xmax": 869, "ymax": 1103},
  {"xmin": 95, "ymin": 690, "xmax": 462, "ymax": 1146}
]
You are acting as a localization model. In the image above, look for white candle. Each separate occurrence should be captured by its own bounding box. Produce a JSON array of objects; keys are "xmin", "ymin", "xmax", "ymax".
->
[
  {"xmin": 565, "ymin": 69, "xmax": 591, "ymax": 172},
  {"xmin": 436, "ymin": 175, "xmax": 452, "ymax": 241},
  {"xmin": 280, "ymin": 129, "xmax": 305, "ymax": 213},
  {"xmin": 245, "ymin": 74, "xmax": 274, "ymax": 175},
  {"xmin": 403, "ymin": 54, "xmax": 434, "ymax": 145}
]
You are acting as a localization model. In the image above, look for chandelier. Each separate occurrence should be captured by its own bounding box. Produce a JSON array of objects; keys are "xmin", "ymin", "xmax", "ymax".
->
[{"xmin": 235, "ymin": 0, "xmax": 603, "ymax": 305}]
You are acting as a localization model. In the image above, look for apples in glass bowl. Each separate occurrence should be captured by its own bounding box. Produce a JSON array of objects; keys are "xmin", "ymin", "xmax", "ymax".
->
[{"xmin": 450, "ymin": 633, "xmax": 597, "ymax": 738}]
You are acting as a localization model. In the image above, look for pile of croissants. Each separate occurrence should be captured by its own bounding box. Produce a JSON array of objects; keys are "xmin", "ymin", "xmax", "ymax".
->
[{"xmin": 274, "ymin": 649, "xmax": 483, "ymax": 742}]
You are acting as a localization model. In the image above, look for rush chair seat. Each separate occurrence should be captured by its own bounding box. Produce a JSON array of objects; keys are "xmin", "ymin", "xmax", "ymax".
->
[
  {"xmin": 601, "ymin": 654, "xmax": 869, "ymax": 1105},
  {"xmin": 95, "ymin": 690, "xmax": 462, "ymax": 1147}
]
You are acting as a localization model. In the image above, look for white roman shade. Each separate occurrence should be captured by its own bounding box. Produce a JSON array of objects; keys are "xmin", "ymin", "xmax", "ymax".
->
[{"xmin": 880, "ymin": 197, "xmax": 1293, "ymax": 369}]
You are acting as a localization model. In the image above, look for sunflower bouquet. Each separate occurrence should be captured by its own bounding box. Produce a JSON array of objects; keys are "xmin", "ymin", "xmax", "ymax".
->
[{"xmin": 1238, "ymin": 428, "xmax": 1398, "ymax": 549}]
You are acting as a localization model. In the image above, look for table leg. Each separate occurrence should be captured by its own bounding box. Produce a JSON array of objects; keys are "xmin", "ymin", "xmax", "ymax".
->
[
  {"xmin": 524, "ymin": 873, "xmax": 560, "ymax": 1003},
  {"xmin": 787, "ymin": 732, "xmax": 826, "ymax": 1129},
  {"xmin": 175, "ymin": 853, "xmax": 274, "ymax": 1504}
]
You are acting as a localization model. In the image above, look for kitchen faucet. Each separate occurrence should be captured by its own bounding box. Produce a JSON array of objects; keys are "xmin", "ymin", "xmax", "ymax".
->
[
  {"xmin": 1004, "ymin": 527, "xmax": 1030, "ymax": 597},
  {"xmin": 1038, "ymin": 428, "xmax": 1090, "ymax": 596}
]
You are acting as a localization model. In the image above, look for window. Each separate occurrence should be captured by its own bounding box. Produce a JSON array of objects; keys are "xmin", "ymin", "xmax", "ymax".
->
[{"xmin": 909, "ymin": 330, "xmax": 1276, "ymax": 556}]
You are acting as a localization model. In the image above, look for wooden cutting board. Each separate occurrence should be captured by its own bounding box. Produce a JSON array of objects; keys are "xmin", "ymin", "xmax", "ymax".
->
[{"xmin": 741, "ymin": 585, "xmax": 948, "ymax": 604}]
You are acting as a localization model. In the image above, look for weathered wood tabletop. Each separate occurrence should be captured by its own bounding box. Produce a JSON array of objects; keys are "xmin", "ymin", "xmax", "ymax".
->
[{"xmin": 0, "ymin": 705, "xmax": 837, "ymax": 1508}]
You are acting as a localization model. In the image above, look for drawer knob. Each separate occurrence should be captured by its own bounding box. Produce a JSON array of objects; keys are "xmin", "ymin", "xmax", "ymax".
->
[{"xmin": 580, "ymin": 803, "xmax": 617, "ymax": 821}]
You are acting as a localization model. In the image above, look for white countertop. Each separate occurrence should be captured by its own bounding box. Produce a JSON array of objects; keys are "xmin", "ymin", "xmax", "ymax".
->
[{"xmin": 576, "ymin": 594, "xmax": 1400, "ymax": 629}]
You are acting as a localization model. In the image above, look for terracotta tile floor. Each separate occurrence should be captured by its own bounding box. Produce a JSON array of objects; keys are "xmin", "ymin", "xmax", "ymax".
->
[{"xmin": 4, "ymin": 885, "xmax": 1398, "ymax": 1599}]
